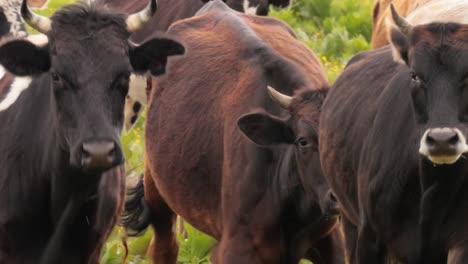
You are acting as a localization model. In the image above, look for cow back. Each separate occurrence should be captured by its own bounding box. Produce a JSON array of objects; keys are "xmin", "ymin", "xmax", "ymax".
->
[{"xmin": 146, "ymin": 0, "xmax": 327, "ymax": 238}]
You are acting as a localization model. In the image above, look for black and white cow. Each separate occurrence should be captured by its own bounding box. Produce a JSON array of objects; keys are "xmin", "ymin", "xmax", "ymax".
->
[{"xmin": 0, "ymin": 0, "xmax": 184, "ymax": 263}]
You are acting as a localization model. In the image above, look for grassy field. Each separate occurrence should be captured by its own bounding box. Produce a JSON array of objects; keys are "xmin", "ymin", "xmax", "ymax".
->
[{"xmin": 25, "ymin": 0, "xmax": 373, "ymax": 263}]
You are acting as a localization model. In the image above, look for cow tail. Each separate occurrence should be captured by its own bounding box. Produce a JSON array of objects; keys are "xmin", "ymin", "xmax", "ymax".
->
[{"xmin": 121, "ymin": 175, "xmax": 152, "ymax": 236}]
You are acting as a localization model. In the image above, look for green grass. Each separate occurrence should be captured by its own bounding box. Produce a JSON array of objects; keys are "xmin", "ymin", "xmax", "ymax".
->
[{"xmin": 22, "ymin": 0, "xmax": 374, "ymax": 263}]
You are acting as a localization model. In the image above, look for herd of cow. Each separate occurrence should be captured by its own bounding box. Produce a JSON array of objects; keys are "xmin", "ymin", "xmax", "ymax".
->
[{"xmin": 0, "ymin": 0, "xmax": 466, "ymax": 263}]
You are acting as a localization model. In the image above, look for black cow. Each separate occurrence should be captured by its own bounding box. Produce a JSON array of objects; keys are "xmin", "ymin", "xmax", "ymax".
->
[
  {"xmin": 320, "ymin": 4, "xmax": 468, "ymax": 264},
  {"xmin": 0, "ymin": 0, "xmax": 184, "ymax": 263}
]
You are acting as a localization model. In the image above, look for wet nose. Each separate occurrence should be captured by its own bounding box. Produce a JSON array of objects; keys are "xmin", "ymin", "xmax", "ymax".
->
[
  {"xmin": 81, "ymin": 141, "xmax": 117, "ymax": 171},
  {"xmin": 425, "ymin": 128, "xmax": 460, "ymax": 156}
]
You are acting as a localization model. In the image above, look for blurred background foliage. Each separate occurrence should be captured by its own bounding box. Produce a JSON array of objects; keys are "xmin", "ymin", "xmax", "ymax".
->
[{"xmin": 27, "ymin": 0, "xmax": 373, "ymax": 262}]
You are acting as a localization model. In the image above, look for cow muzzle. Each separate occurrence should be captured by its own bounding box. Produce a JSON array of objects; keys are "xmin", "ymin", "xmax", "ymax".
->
[
  {"xmin": 419, "ymin": 127, "xmax": 468, "ymax": 165},
  {"xmin": 79, "ymin": 140, "xmax": 122, "ymax": 172}
]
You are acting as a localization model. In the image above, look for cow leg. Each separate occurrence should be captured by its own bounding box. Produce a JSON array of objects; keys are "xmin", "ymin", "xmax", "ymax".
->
[
  {"xmin": 144, "ymin": 171, "xmax": 179, "ymax": 264},
  {"xmin": 356, "ymin": 221, "xmax": 386, "ymax": 264}
]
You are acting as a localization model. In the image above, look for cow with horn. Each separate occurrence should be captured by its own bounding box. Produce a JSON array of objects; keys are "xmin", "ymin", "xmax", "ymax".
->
[
  {"xmin": 320, "ymin": 2, "xmax": 468, "ymax": 263},
  {"xmin": 0, "ymin": 0, "xmax": 184, "ymax": 263}
]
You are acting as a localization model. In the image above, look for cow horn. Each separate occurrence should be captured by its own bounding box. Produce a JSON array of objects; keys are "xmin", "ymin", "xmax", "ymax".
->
[
  {"xmin": 126, "ymin": 0, "xmax": 158, "ymax": 33},
  {"xmin": 21, "ymin": 0, "xmax": 51, "ymax": 34},
  {"xmin": 390, "ymin": 3, "xmax": 411, "ymax": 33},
  {"xmin": 267, "ymin": 86, "xmax": 292, "ymax": 109}
]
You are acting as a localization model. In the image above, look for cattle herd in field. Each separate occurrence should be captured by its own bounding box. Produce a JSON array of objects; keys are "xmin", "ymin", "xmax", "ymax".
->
[{"xmin": 0, "ymin": 0, "xmax": 466, "ymax": 263}]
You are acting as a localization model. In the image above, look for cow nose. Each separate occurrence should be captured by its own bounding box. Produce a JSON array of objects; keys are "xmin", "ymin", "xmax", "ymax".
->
[
  {"xmin": 425, "ymin": 128, "xmax": 460, "ymax": 156},
  {"xmin": 419, "ymin": 127, "xmax": 468, "ymax": 164},
  {"xmin": 81, "ymin": 141, "xmax": 117, "ymax": 171},
  {"xmin": 324, "ymin": 190, "xmax": 340, "ymax": 216}
]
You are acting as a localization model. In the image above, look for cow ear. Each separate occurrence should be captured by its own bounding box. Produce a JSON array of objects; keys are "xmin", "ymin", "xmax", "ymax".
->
[
  {"xmin": 387, "ymin": 20, "xmax": 409, "ymax": 65},
  {"xmin": 130, "ymin": 38, "xmax": 185, "ymax": 76},
  {"xmin": 0, "ymin": 40, "xmax": 50, "ymax": 76},
  {"xmin": 238, "ymin": 112, "xmax": 294, "ymax": 146}
]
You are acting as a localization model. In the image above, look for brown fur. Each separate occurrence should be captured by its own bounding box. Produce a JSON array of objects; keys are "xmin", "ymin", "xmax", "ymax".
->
[
  {"xmin": 0, "ymin": 71, "xmax": 13, "ymax": 101},
  {"xmin": 371, "ymin": 0, "xmax": 431, "ymax": 48},
  {"xmin": 137, "ymin": 1, "xmax": 341, "ymax": 263}
]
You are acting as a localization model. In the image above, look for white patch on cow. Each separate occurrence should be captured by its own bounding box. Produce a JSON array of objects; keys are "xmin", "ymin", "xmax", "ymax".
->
[
  {"xmin": 0, "ymin": 66, "xmax": 5, "ymax": 80},
  {"xmin": 243, "ymin": 0, "xmax": 258, "ymax": 15},
  {"xmin": 0, "ymin": 0, "xmax": 27, "ymax": 39},
  {"xmin": 407, "ymin": 0, "xmax": 468, "ymax": 25},
  {"xmin": 123, "ymin": 74, "xmax": 148, "ymax": 130},
  {"xmin": 0, "ymin": 75, "xmax": 32, "ymax": 111},
  {"xmin": 128, "ymin": 74, "xmax": 148, "ymax": 104},
  {"xmin": 26, "ymin": 33, "xmax": 48, "ymax": 46},
  {"xmin": 419, "ymin": 127, "xmax": 468, "ymax": 165}
]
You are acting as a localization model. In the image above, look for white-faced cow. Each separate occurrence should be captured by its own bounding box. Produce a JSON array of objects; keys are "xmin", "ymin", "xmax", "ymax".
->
[
  {"xmin": 0, "ymin": 0, "xmax": 184, "ymax": 263},
  {"xmin": 320, "ymin": 2, "xmax": 468, "ymax": 264}
]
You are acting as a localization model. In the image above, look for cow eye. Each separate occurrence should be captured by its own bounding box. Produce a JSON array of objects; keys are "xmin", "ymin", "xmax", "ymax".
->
[
  {"xmin": 410, "ymin": 72, "xmax": 421, "ymax": 83},
  {"xmin": 296, "ymin": 137, "xmax": 309, "ymax": 148},
  {"xmin": 50, "ymin": 72, "xmax": 65, "ymax": 89}
]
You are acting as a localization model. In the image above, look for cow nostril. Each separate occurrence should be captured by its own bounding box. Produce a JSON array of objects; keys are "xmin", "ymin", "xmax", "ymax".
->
[
  {"xmin": 449, "ymin": 133, "xmax": 460, "ymax": 146},
  {"xmin": 426, "ymin": 135, "xmax": 436, "ymax": 146},
  {"xmin": 81, "ymin": 141, "xmax": 118, "ymax": 170}
]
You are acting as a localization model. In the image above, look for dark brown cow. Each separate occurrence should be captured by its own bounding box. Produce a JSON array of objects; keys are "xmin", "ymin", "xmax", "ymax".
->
[
  {"xmin": 321, "ymin": 4, "xmax": 468, "ymax": 264},
  {"xmin": 122, "ymin": 1, "xmax": 344, "ymax": 263}
]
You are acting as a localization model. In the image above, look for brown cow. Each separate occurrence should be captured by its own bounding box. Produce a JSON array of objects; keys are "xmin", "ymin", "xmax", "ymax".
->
[
  {"xmin": 122, "ymin": 1, "xmax": 344, "ymax": 263},
  {"xmin": 370, "ymin": 0, "xmax": 431, "ymax": 48},
  {"xmin": 98, "ymin": 0, "xmax": 291, "ymax": 130}
]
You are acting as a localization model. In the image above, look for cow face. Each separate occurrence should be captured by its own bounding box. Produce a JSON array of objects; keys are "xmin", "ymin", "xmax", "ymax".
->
[
  {"xmin": 389, "ymin": 5, "xmax": 468, "ymax": 165},
  {"xmin": 0, "ymin": 0, "xmax": 184, "ymax": 173},
  {"xmin": 238, "ymin": 86, "xmax": 339, "ymax": 224}
]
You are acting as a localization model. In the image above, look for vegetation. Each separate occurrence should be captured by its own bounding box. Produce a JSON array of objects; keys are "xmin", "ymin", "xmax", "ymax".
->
[{"xmin": 26, "ymin": 0, "xmax": 373, "ymax": 262}]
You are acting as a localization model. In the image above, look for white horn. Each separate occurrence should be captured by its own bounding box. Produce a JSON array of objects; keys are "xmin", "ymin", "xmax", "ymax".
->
[
  {"xmin": 21, "ymin": 0, "xmax": 51, "ymax": 34},
  {"xmin": 267, "ymin": 86, "xmax": 292, "ymax": 109},
  {"xmin": 126, "ymin": 0, "xmax": 158, "ymax": 33}
]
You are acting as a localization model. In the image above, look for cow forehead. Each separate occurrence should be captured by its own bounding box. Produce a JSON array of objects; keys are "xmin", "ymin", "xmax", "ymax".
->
[
  {"xmin": 410, "ymin": 24, "xmax": 468, "ymax": 60},
  {"xmin": 49, "ymin": 4, "xmax": 129, "ymax": 53}
]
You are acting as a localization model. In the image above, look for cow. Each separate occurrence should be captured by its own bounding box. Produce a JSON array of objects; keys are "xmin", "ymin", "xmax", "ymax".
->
[
  {"xmin": 122, "ymin": 1, "xmax": 344, "ymax": 263},
  {"xmin": 370, "ymin": 0, "xmax": 431, "ymax": 48},
  {"xmin": 0, "ymin": 0, "xmax": 184, "ymax": 263},
  {"xmin": 98, "ymin": 0, "xmax": 291, "ymax": 130},
  {"xmin": 0, "ymin": 0, "xmax": 49, "ymax": 39},
  {"xmin": 320, "ymin": 3, "xmax": 468, "ymax": 263}
]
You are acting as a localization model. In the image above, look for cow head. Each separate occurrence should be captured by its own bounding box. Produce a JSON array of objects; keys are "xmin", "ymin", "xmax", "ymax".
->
[
  {"xmin": 388, "ymin": 4, "xmax": 468, "ymax": 165},
  {"xmin": 238, "ymin": 86, "xmax": 339, "ymax": 233},
  {"xmin": 0, "ymin": 0, "xmax": 184, "ymax": 173}
]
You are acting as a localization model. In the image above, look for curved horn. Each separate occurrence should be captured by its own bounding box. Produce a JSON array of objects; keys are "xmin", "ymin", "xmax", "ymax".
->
[
  {"xmin": 390, "ymin": 3, "xmax": 411, "ymax": 33},
  {"xmin": 267, "ymin": 86, "xmax": 292, "ymax": 109},
  {"xmin": 21, "ymin": 0, "xmax": 51, "ymax": 34},
  {"xmin": 126, "ymin": 0, "xmax": 158, "ymax": 33}
]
